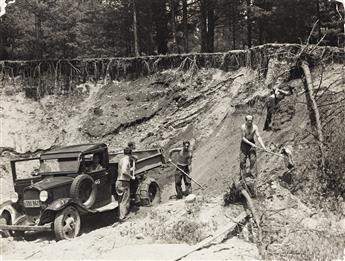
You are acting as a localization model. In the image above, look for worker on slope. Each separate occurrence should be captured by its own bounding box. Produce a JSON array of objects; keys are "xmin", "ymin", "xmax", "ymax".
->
[
  {"xmin": 263, "ymin": 87, "xmax": 291, "ymax": 131},
  {"xmin": 169, "ymin": 140, "xmax": 193, "ymax": 199},
  {"xmin": 240, "ymin": 115, "xmax": 267, "ymax": 179},
  {"xmin": 116, "ymin": 147, "xmax": 135, "ymax": 222}
]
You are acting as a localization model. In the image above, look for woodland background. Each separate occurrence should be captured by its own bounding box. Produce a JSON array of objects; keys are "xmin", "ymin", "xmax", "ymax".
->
[{"xmin": 0, "ymin": 0, "xmax": 344, "ymax": 60}]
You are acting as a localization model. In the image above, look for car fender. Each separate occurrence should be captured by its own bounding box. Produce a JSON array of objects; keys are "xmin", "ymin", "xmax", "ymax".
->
[
  {"xmin": 0, "ymin": 200, "xmax": 22, "ymax": 225},
  {"xmin": 40, "ymin": 198, "xmax": 90, "ymax": 224},
  {"xmin": 46, "ymin": 198, "xmax": 74, "ymax": 212}
]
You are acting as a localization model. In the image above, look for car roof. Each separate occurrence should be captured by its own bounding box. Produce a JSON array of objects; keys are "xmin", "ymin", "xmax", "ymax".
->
[{"xmin": 41, "ymin": 143, "xmax": 107, "ymax": 159}]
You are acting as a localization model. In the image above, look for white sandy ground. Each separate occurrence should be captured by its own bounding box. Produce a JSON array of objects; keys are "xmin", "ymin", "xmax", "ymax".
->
[{"xmin": 0, "ymin": 195, "xmax": 260, "ymax": 260}]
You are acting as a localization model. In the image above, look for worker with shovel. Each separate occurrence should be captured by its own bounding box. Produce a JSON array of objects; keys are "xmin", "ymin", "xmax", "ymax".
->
[
  {"xmin": 240, "ymin": 115, "xmax": 267, "ymax": 179},
  {"xmin": 169, "ymin": 141, "xmax": 193, "ymax": 199}
]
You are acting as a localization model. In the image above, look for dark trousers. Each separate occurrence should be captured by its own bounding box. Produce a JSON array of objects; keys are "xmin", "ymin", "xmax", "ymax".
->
[
  {"xmin": 240, "ymin": 141, "xmax": 257, "ymax": 178},
  {"xmin": 115, "ymin": 180, "xmax": 130, "ymax": 220},
  {"xmin": 175, "ymin": 165, "xmax": 192, "ymax": 198},
  {"xmin": 263, "ymin": 109, "xmax": 273, "ymax": 130}
]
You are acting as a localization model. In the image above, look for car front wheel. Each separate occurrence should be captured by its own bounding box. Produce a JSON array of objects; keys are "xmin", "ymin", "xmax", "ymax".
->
[
  {"xmin": 54, "ymin": 206, "xmax": 81, "ymax": 241},
  {"xmin": 0, "ymin": 217, "xmax": 11, "ymax": 238}
]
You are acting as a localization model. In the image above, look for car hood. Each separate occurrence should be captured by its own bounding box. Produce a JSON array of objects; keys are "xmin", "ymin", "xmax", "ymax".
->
[{"xmin": 29, "ymin": 176, "xmax": 74, "ymax": 191}]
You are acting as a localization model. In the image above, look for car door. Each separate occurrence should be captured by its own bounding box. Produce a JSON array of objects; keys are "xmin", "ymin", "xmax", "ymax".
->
[{"xmin": 83, "ymin": 151, "xmax": 112, "ymax": 208}]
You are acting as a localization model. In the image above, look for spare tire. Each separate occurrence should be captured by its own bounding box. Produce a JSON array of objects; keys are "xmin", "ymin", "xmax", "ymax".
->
[
  {"xmin": 70, "ymin": 174, "xmax": 97, "ymax": 209},
  {"xmin": 136, "ymin": 177, "xmax": 161, "ymax": 206}
]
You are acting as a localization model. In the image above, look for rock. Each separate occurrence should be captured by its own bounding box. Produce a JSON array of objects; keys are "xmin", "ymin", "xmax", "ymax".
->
[
  {"xmin": 93, "ymin": 107, "xmax": 103, "ymax": 116},
  {"xmin": 135, "ymin": 233, "xmax": 144, "ymax": 240},
  {"xmin": 185, "ymin": 194, "xmax": 196, "ymax": 203},
  {"xmin": 337, "ymin": 219, "xmax": 345, "ymax": 233}
]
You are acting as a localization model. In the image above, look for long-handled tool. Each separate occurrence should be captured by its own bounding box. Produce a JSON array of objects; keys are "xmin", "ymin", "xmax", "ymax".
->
[
  {"xmin": 169, "ymin": 160, "xmax": 205, "ymax": 190},
  {"xmin": 253, "ymin": 145, "xmax": 295, "ymax": 168},
  {"xmin": 255, "ymin": 146, "xmax": 284, "ymax": 158}
]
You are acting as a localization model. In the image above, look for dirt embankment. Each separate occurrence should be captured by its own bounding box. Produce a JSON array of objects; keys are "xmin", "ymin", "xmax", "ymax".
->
[{"xmin": 0, "ymin": 54, "xmax": 344, "ymax": 260}]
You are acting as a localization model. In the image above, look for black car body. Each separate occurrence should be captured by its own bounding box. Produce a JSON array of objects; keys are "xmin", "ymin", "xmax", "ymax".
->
[{"xmin": 0, "ymin": 143, "xmax": 164, "ymax": 240}]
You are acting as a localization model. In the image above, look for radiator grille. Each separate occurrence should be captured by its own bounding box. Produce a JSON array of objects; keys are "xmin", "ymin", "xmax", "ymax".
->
[{"xmin": 24, "ymin": 189, "xmax": 40, "ymax": 201}]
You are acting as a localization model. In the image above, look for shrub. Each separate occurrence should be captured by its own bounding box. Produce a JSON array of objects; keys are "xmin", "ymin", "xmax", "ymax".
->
[{"xmin": 323, "ymin": 111, "xmax": 345, "ymax": 199}]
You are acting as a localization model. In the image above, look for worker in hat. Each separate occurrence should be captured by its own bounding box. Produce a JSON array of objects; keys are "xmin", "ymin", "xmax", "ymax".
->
[
  {"xmin": 240, "ymin": 115, "xmax": 267, "ymax": 179},
  {"xmin": 168, "ymin": 140, "xmax": 193, "ymax": 199}
]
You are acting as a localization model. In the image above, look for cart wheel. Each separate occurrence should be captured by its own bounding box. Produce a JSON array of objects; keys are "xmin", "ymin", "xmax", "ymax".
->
[{"xmin": 136, "ymin": 177, "xmax": 161, "ymax": 206}]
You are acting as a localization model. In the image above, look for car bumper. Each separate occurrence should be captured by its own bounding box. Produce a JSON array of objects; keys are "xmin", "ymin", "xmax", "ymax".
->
[{"xmin": 0, "ymin": 223, "xmax": 52, "ymax": 232}]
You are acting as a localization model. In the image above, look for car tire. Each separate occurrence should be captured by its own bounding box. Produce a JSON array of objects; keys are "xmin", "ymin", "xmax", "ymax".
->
[
  {"xmin": 70, "ymin": 174, "xmax": 97, "ymax": 209},
  {"xmin": 0, "ymin": 217, "xmax": 11, "ymax": 238},
  {"xmin": 54, "ymin": 206, "xmax": 81, "ymax": 241},
  {"xmin": 136, "ymin": 177, "xmax": 161, "ymax": 206}
]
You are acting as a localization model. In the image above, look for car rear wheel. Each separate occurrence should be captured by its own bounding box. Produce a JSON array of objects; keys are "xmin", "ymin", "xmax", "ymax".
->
[
  {"xmin": 54, "ymin": 206, "xmax": 81, "ymax": 241},
  {"xmin": 136, "ymin": 177, "xmax": 161, "ymax": 206}
]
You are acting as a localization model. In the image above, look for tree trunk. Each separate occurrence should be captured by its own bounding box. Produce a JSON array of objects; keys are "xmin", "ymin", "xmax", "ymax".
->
[
  {"xmin": 232, "ymin": 3, "xmax": 236, "ymax": 50},
  {"xmin": 182, "ymin": 0, "xmax": 188, "ymax": 53},
  {"xmin": 258, "ymin": 19, "xmax": 263, "ymax": 45},
  {"xmin": 301, "ymin": 61, "xmax": 325, "ymax": 170},
  {"xmin": 34, "ymin": 0, "xmax": 42, "ymax": 59},
  {"xmin": 0, "ymin": 28, "xmax": 6, "ymax": 60},
  {"xmin": 316, "ymin": 0, "xmax": 322, "ymax": 41},
  {"xmin": 170, "ymin": 0, "xmax": 178, "ymax": 53},
  {"xmin": 34, "ymin": 15, "xmax": 42, "ymax": 59},
  {"xmin": 147, "ymin": 0, "xmax": 154, "ymax": 54},
  {"xmin": 246, "ymin": 0, "xmax": 252, "ymax": 48},
  {"xmin": 207, "ymin": 0, "xmax": 216, "ymax": 52},
  {"xmin": 200, "ymin": 0, "xmax": 208, "ymax": 52},
  {"xmin": 152, "ymin": 0, "xmax": 168, "ymax": 54},
  {"xmin": 132, "ymin": 0, "xmax": 140, "ymax": 57}
]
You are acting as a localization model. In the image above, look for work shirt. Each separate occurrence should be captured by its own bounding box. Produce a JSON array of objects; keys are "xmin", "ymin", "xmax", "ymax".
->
[{"xmin": 117, "ymin": 155, "xmax": 131, "ymax": 182}]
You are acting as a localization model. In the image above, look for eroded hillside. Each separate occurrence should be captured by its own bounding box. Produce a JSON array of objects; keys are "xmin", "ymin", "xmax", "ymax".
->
[{"xmin": 1, "ymin": 45, "xmax": 345, "ymax": 260}]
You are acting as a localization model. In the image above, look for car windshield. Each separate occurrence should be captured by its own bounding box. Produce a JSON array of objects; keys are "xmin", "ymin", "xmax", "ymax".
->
[{"xmin": 39, "ymin": 158, "xmax": 80, "ymax": 173}]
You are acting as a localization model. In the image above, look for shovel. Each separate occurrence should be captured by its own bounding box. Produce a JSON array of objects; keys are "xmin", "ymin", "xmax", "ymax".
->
[{"xmin": 168, "ymin": 160, "xmax": 205, "ymax": 190}]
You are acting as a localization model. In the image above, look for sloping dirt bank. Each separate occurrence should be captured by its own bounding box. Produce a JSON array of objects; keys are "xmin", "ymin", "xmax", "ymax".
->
[{"xmin": 1, "ymin": 48, "xmax": 344, "ymax": 259}]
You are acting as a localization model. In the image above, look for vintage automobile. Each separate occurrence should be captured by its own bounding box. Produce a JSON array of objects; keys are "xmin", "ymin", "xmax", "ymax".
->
[{"xmin": 0, "ymin": 143, "xmax": 164, "ymax": 240}]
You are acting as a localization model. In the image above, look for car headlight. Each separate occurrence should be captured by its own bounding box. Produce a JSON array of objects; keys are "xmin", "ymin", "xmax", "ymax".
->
[
  {"xmin": 39, "ymin": 190, "xmax": 49, "ymax": 202},
  {"xmin": 11, "ymin": 192, "xmax": 19, "ymax": 203}
]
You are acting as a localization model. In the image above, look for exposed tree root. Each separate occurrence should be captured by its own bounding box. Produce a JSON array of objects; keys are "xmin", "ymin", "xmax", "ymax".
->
[{"xmin": 0, "ymin": 44, "xmax": 343, "ymax": 99}]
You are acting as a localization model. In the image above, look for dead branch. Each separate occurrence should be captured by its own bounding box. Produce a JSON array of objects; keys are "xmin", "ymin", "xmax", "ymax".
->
[
  {"xmin": 316, "ymin": 77, "xmax": 343, "ymax": 101},
  {"xmin": 300, "ymin": 60, "xmax": 325, "ymax": 171},
  {"xmin": 173, "ymin": 211, "xmax": 248, "ymax": 261}
]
